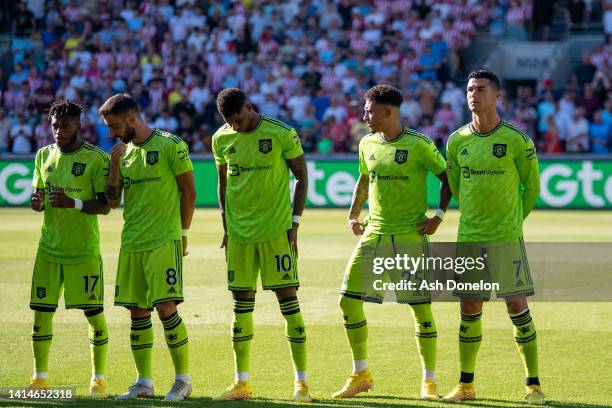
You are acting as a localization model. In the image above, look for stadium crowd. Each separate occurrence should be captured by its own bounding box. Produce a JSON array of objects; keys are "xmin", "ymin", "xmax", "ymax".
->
[{"xmin": 0, "ymin": 0, "xmax": 610, "ymax": 155}]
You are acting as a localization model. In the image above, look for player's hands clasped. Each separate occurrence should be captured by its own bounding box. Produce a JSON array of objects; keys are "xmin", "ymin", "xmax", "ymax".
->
[
  {"xmin": 48, "ymin": 188, "xmax": 75, "ymax": 209},
  {"xmin": 30, "ymin": 190, "xmax": 44, "ymax": 211},
  {"xmin": 416, "ymin": 216, "xmax": 442, "ymax": 235},
  {"xmin": 348, "ymin": 218, "xmax": 365, "ymax": 236},
  {"xmin": 110, "ymin": 142, "xmax": 126, "ymax": 165}
]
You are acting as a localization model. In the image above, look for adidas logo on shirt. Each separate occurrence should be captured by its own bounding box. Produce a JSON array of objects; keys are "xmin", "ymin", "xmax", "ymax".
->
[
  {"xmin": 368, "ymin": 154, "xmax": 376, "ymax": 160},
  {"xmin": 460, "ymin": 148, "xmax": 469, "ymax": 156},
  {"xmin": 168, "ymin": 287, "xmax": 177, "ymax": 294},
  {"xmin": 228, "ymin": 146, "xmax": 237, "ymax": 154}
]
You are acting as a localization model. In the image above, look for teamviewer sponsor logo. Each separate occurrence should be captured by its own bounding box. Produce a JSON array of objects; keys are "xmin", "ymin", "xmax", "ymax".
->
[
  {"xmin": 461, "ymin": 166, "xmax": 506, "ymax": 179},
  {"xmin": 228, "ymin": 164, "xmax": 272, "ymax": 176}
]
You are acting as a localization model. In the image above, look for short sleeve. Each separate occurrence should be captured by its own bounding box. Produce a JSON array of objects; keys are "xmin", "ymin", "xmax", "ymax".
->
[
  {"xmin": 171, "ymin": 140, "xmax": 194, "ymax": 176},
  {"xmin": 358, "ymin": 139, "xmax": 368, "ymax": 175},
  {"xmin": 282, "ymin": 128, "xmax": 304, "ymax": 160},
  {"xmin": 419, "ymin": 137, "xmax": 446, "ymax": 174},
  {"xmin": 212, "ymin": 133, "xmax": 226, "ymax": 165},
  {"xmin": 32, "ymin": 149, "xmax": 44, "ymax": 189},
  {"xmin": 92, "ymin": 152, "xmax": 110, "ymax": 193}
]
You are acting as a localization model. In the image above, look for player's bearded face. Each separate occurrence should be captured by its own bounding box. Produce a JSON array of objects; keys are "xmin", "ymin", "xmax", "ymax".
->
[{"xmin": 121, "ymin": 123, "xmax": 137, "ymax": 143}]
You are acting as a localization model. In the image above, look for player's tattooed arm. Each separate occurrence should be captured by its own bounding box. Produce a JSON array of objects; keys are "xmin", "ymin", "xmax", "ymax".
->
[
  {"xmin": 416, "ymin": 171, "xmax": 451, "ymax": 235},
  {"xmin": 82, "ymin": 192, "xmax": 111, "ymax": 215},
  {"xmin": 30, "ymin": 188, "xmax": 45, "ymax": 212},
  {"xmin": 348, "ymin": 173, "xmax": 369, "ymax": 235},
  {"xmin": 216, "ymin": 163, "xmax": 228, "ymax": 249},
  {"xmin": 105, "ymin": 142, "xmax": 125, "ymax": 208}
]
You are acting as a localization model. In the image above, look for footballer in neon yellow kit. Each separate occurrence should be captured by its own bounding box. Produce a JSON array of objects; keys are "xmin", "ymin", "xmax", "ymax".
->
[
  {"xmin": 100, "ymin": 94, "xmax": 196, "ymax": 401},
  {"xmin": 29, "ymin": 100, "xmax": 111, "ymax": 398},
  {"xmin": 333, "ymin": 85, "xmax": 452, "ymax": 400},
  {"xmin": 212, "ymin": 88, "xmax": 311, "ymax": 402},
  {"xmin": 441, "ymin": 70, "xmax": 544, "ymax": 405}
]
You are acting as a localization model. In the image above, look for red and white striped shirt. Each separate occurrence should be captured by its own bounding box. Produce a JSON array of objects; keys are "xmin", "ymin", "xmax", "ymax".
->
[
  {"xmin": 240, "ymin": 77, "xmax": 258, "ymax": 94},
  {"xmin": 320, "ymin": 71, "xmax": 340, "ymax": 91},
  {"xmin": 350, "ymin": 34, "xmax": 369, "ymax": 54},
  {"xmin": 208, "ymin": 63, "xmax": 228, "ymax": 92},
  {"xmin": 258, "ymin": 39, "xmax": 279, "ymax": 56}
]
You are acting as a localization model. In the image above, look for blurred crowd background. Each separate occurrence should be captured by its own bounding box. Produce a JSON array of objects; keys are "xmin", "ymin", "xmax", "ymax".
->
[{"xmin": 0, "ymin": 0, "xmax": 610, "ymax": 155}]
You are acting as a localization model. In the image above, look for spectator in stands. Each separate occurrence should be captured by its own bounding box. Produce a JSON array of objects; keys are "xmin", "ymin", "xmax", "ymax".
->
[
  {"xmin": 576, "ymin": 83, "xmax": 601, "ymax": 120},
  {"xmin": 0, "ymin": 0, "xmax": 605, "ymax": 157},
  {"xmin": 565, "ymin": 0, "xmax": 587, "ymax": 30},
  {"xmin": 13, "ymin": 2, "xmax": 35, "ymax": 35},
  {"xmin": 544, "ymin": 115, "xmax": 563, "ymax": 154},
  {"xmin": 10, "ymin": 113, "xmax": 33, "ymax": 154},
  {"xmin": 153, "ymin": 109, "xmax": 178, "ymax": 133},
  {"xmin": 0, "ymin": 109, "xmax": 11, "ymax": 153},
  {"xmin": 566, "ymin": 107, "xmax": 590, "ymax": 152},
  {"xmin": 590, "ymin": 111, "xmax": 611, "ymax": 154},
  {"xmin": 34, "ymin": 115, "xmax": 52, "ymax": 150},
  {"xmin": 573, "ymin": 52, "xmax": 597, "ymax": 87}
]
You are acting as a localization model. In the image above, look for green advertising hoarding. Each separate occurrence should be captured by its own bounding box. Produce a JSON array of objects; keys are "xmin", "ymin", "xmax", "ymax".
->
[{"xmin": 1, "ymin": 159, "xmax": 611, "ymax": 209}]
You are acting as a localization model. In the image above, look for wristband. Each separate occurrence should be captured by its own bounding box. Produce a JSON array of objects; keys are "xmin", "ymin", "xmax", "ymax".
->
[
  {"xmin": 73, "ymin": 199, "xmax": 83, "ymax": 211},
  {"xmin": 434, "ymin": 208, "xmax": 445, "ymax": 220},
  {"xmin": 292, "ymin": 215, "xmax": 301, "ymax": 224},
  {"xmin": 182, "ymin": 228, "xmax": 189, "ymax": 237}
]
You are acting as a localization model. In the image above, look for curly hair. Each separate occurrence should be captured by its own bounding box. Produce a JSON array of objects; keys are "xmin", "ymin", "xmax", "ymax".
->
[
  {"xmin": 363, "ymin": 84, "xmax": 403, "ymax": 107},
  {"xmin": 47, "ymin": 99, "xmax": 83, "ymax": 121},
  {"xmin": 216, "ymin": 88, "xmax": 247, "ymax": 117}
]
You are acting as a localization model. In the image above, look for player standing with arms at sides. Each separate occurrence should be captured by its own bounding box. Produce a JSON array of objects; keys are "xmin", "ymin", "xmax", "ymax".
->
[
  {"xmin": 441, "ymin": 70, "xmax": 544, "ymax": 404},
  {"xmin": 100, "ymin": 94, "xmax": 196, "ymax": 401},
  {"xmin": 333, "ymin": 85, "xmax": 451, "ymax": 400},
  {"xmin": 29, "ymin": 99, "xmax": 111, "ymax": 398},
  {"xmin": 211, "ymin": 88, "xmax": 311, "ymax": 402}
]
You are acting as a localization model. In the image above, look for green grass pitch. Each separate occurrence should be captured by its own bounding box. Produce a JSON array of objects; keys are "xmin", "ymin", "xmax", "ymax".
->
[{"xmin": 1, "ymin": 208, "xmax": 612, "ymax": 407}]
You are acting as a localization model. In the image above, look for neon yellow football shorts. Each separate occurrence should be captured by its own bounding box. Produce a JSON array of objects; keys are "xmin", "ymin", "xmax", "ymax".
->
[
  {"xmin": 452, "ymin": 237, "xmax": 535, "ymax": 300},
  {"xmin": 226, "ymin": 232, "xmax": 298, "ymax": 291},
  {"xmin": 115, "ymin": 239, "xmax": 184, "ymax": 310},
  {"xmin": 30, "ymin": 252, "xmax": 104, "ymax": 311},
  {"xmin": 341, "ymin": 230, "xmax": 432, "ymax": 304}
]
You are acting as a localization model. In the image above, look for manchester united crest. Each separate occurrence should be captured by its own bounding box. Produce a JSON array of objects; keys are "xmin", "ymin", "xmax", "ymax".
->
[
  {"xmin": 394, "ymin": 149, "xmax": 408, "ymax": 164},
  {"xmin": 259, "ymin": 139, "xmax": 272, "ymax": 154},
  {"xmin": 492, "ymin": 144, "xmax": 507, "ymax": 158},
  {"xmin": 71, "ymin": 162, "xmax": 86, "ymax": 176},
  {"xmin": 146, "ymin": 151, "xmax": 159, "ymax": 165}
]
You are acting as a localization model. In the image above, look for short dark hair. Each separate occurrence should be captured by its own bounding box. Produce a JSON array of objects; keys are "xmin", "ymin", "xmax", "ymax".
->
[
  {"xmin": 216, "ymin": 88, "xmax": 247, "ymax": 117},
  {"xmin": 48, "ymin": 99, "xmax": 83, "ymax": 122},
  {"xmin": 99, "ymin": 93, "xmax": 139, "ymax": 117},
  {"xmin": 468, "ymin": 70, "xmax": 501, "ymax": 90},
  {"xmin": 363, "ymin": 84, "xmax": 403, "ymax": 107}
]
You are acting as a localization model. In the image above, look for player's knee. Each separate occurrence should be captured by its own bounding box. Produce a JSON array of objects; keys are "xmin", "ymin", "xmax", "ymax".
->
[
  {"xmin": 460, "ymin": 299, "xmax": 483, "ymax": 315},
  {"xmin": 130, "ymin": 306, "xmax": 151, "ymax": 319},
  {"xmin": 154, "ymin": 301, "xmax": 177, "ymax": 319},
  {"xmin": 505, "ymin": 297, "xmax": 528, "ymax": 315},
  {"xmin": 84, "ymin": 307, "xmax": 104, "ymax": 317},
  {"xmin": 274, "ymin": 286, "xmax": 297, "ymax": 301}
]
